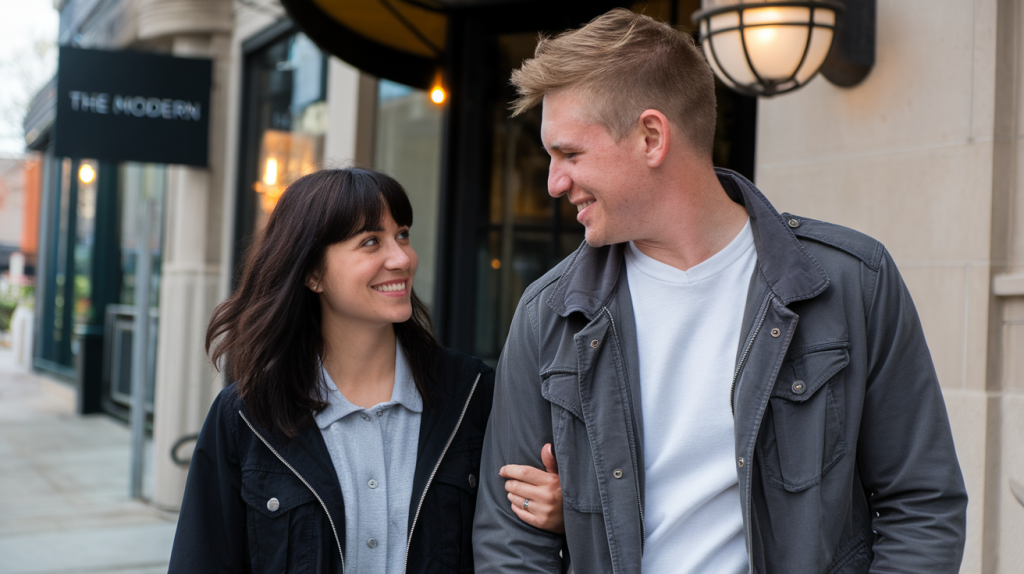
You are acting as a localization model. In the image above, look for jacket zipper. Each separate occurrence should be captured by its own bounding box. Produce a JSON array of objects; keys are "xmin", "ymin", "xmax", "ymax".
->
[
  {"xmin": 239, "ymin": 411, "xmax": 346, "ymax": 574},
  {"xmin": 601, "ymin": 307, "xmax": 645, "ymax": 550},
  {"xmin": 727, "ymin": 292, "xmax": 776, "ymax": 574},
  {"xmin": 403, "ymin": 372, "xmax": 481, "ymax": 573},
  {"xmin": 730, "ymin": 294, "xmax": 771, "ymax": 416}
]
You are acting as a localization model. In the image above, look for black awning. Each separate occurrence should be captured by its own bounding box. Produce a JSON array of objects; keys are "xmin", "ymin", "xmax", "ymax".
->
[
  {"xmin": 279, "ymin": 0, "xmax": 644, "ymax": 90},
  {"xmin": 280, "ymin": 0, "xmax": 451, "ymax": 89}
]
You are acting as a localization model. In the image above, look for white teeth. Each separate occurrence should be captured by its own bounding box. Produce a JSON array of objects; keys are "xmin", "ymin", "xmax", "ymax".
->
[
  {"xmin": 373, "ymin": 282, "xmax": 405, "ymax": 292},
  {"xmin": 577, "ymin": 200, "xmax": 594, "ymax": 213}
]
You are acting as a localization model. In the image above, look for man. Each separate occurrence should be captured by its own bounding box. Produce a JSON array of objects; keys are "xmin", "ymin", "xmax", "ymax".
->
[{"xmin": 472, "ymin": 8, "xmax": 967, "ymax": 574}]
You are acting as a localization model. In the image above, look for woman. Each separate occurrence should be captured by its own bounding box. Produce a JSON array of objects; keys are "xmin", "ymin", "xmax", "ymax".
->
[{"xmin": 168, "ymin": 168, "xmax": 562, "ymax": 573}]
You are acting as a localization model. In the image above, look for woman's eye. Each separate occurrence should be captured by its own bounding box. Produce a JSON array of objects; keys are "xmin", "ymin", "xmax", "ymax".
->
[
  {"xmin": 362, "ymin": 237, "xmax": 378, "ymax": 247},
  {"xmin": 398, "ymin": 230, "xmax": 410, "ymax": 240}
]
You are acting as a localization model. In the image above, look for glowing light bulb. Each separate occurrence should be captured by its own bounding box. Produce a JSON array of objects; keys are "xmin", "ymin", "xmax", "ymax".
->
[
  {"xmin": 78, "ymin": 164, "xmax": 96, "ymax": 184},
  {"xmin": 430, "ymin": 69, "xmax": 446, "ymax": 105},
  {"xmin": 754, "ymin": 26, "xmax": 777, "ymax": 45},
  {"xmin": 263, "ymin": 158, "xmax": 278, "ymax": 186}
]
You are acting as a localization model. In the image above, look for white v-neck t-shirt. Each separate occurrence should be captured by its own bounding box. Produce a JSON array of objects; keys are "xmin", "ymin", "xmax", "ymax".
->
[{"xmin": 625, "ymin": 219, "xmax": 755, "ymax": 574}]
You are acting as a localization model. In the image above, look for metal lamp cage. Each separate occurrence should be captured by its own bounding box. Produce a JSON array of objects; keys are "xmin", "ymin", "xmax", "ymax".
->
[{"xmin": 693, "ymin": 0, "xmax": 845, "ymax": 97}]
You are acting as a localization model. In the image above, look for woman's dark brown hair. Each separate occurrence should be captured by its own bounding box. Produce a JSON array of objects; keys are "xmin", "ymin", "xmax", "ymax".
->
[{"xmin": 206, "ymin": 168, "xmax": 439, "ymax": 437}]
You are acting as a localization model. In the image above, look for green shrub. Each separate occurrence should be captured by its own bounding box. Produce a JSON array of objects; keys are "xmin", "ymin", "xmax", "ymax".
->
[{"xmin": 0, "ymin": 296, "xmax": 15, "ymax": 333}]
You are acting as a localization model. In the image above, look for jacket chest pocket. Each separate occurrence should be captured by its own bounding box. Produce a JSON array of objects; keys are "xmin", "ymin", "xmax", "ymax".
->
[
  {"xmin": 241, "ymin": 467, "xmax": 320, "ymax": 573},
  {"xmin": 426, "ymin": 443, "xmax": 480, "ymax": 573},
  {"xmin": 758, "ymin": 346, "xmax": 849, "ymax": 492},
  {"xmin": 542, "ymin": 371, "xmax": 602, "ymax": 513}
]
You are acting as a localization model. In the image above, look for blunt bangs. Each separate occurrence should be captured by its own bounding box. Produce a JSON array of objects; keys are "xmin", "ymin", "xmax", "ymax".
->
[{"xmin": 320, "ymin": 169, "xmax": 414, "ymax": 246}]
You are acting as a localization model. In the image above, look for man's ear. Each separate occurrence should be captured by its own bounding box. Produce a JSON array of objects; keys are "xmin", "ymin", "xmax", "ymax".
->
[{"xmin": 638, "ymin": 109, "xmax": 670, "ymax": 168}]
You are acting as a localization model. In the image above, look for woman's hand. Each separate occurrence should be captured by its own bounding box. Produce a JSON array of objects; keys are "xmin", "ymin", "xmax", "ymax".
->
[{"xmin": 500, "ymin": 443, "xmax": 564, "ymax": 534}]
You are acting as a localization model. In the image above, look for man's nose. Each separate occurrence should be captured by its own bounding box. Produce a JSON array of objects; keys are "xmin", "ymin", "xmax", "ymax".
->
[{"xmin": 548, "ymin": 162, "xmax": 570, "ymax": 198}]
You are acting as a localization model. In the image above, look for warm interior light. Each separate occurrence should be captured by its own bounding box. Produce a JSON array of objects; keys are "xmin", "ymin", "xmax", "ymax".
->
[
  {"xmin": 253, "ymin": 130, "xmax": 319, "ymax": 213},
  {"xmin": 78, "ymin": 164, "xmax": 96, "ymax": 184},
  {"xmin": 430, "ymin": 69, "xmax": 446, "ymax": 105},
  {"xmin": 491, "ymin": 259, "xmax": 501, "ymax": 270},
  {"xmin": 263, "ymin": 157, "xmax": 278, "ymax": 186}
]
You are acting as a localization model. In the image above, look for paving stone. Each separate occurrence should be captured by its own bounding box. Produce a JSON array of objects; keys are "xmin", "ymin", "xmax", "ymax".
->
[{"xmin": 0, "ymin": 348, "xmax": 177, "ymax": 574}]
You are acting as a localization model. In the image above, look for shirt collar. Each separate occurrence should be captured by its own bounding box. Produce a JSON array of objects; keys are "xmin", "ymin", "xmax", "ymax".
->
[{"xmin": 313, "ymin": 343, "xmax": 423, "ymax": 429}]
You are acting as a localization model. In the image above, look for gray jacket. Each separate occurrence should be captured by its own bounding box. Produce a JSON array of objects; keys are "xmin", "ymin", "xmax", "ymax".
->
[{"xmin": 472, "ymin": 169, "xmax": 967, "ymax": 574}]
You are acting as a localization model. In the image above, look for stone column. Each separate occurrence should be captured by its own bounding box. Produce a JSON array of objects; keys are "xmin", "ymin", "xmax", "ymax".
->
[
  {"xmin": 136, "ymin": 0, "xmax": 234, "ymax": 511},
  {"xmin": 989, "ymin": 1, "xmax": 1024, "ymax": 571}
]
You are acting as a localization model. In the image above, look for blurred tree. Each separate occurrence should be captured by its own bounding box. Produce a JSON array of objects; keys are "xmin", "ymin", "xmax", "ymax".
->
[{"xmin": 0, "ymin": 35, "xmax": 56, "ymax": 154}]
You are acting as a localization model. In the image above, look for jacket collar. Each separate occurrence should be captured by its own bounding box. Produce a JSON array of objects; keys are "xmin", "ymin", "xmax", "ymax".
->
[
  {"xmin": 240, "ymin": 350, "xmax": 482, "ymax": 539},
  {"xmin": 546, "ymin": 168, "xmax": 829, "ymax": 318}
]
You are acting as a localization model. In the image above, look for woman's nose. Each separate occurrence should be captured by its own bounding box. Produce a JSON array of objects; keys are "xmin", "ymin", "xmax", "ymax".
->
[{"xmin": 385, "ymin": 241, "xmax": 413, "ymax": 270}]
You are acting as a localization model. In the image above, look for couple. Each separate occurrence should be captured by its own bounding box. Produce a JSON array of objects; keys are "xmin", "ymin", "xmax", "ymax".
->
[{"xmin": 170, "ymin": 9, "xmax": 968, "ymax": 574}]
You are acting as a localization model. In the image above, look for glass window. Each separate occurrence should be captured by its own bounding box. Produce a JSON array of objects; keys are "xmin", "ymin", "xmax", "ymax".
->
[
  {"xmin": 74, "ymin": 160, "xmax": 97, "ymax": 327},
  {"xmin": 240, "ymin": 30, "xmax": 328, "ymax": 245},
  {"xmin": 474, "ymin": 33, "xmax": 585, "ymax": 361},
  {"xmin": 373, "ymin": 79, "xmax": 444, "ymax": 310},
  {"xmin": 118, "ymin": 163, "xmax": 165, "ymax": 308}
]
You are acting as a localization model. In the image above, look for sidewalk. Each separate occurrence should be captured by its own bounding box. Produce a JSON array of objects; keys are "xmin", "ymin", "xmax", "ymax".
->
[{"xmin": 0, "ymin": 347, "xmax": 177, "ymax": 574}]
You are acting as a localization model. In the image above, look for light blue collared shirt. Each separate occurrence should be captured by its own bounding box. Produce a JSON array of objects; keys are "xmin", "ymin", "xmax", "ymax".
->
[{"xmin": 315, "ymin": 346, "xmax": 422, "ymax": 574}]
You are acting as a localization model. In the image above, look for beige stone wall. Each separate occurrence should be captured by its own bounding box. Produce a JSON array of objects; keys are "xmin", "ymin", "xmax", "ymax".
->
[{"xmin": 754, "ymin": 0, "xmax": 1023, "ymax": 571}]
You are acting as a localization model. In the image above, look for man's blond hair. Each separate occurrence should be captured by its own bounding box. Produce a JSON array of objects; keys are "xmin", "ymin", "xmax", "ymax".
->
[{"xmin": 511, "ymin": 8, "xmax": 717, "ymax": 157}]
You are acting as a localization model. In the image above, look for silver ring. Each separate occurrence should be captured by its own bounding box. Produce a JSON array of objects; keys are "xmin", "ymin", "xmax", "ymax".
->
[{"xmin": 522, "ymin": 498, "xmax": 530, "ymax": 510}]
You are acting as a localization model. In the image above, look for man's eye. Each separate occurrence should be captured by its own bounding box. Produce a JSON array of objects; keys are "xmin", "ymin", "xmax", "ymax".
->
[{"xmin": 564, "ymin": 152, "xmax": 578, "ymax": 160}]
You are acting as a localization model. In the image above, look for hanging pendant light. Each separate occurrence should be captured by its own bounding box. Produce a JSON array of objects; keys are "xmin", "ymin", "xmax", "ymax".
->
[{"xmin": 693, "ymin": 0, "xmax": 845, "ymax": 97}]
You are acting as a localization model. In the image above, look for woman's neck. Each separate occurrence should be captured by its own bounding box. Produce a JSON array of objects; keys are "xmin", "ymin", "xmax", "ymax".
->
[{"xmin": 320, "ymin": 316, "xmax": 397, "ymax": 409}]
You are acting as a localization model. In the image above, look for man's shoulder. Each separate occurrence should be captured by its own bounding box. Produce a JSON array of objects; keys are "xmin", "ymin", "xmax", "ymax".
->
[
  {"xmin": 782, "ymin": 213, "xmax": 885, "ymax": 272},
  {"xmin": 517, "ymin": 241, "xmax": 587, "ymax": 309}
]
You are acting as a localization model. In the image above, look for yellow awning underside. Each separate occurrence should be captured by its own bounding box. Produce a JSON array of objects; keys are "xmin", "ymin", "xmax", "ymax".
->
[{"xmin": 311, "ymin": 0, "xmax": 448, "ymax": 58}]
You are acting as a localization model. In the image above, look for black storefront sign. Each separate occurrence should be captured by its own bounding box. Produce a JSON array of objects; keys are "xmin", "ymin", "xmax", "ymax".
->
[{"xmin": 55, "ymin": 47, "xmax": 212, "ymax": 167}]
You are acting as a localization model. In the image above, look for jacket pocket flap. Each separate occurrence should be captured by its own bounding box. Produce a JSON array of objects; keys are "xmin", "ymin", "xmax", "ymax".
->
[
  {"xmin": 434, "ymin": 443, "xmax": 481, "ymax": 494},
  {"xmin": 434, "ymin": 471, "xmax": 479, "ymax": 493},
  {"xmin": 241, "ymin": 467, "xmax": 316, "ymax": 518},
  {"xmin": 540, "ymin": 370, "xmax": 582, "ymax": 420},
  {"xmin": 773, "ymin": 346, "xmax": 850, "ymax": 402}
]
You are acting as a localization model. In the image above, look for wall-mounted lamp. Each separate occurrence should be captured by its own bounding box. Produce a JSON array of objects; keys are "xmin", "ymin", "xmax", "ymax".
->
[{"xmin": 693, "ymin": 0, "xmax": 875, "ymax": 97}]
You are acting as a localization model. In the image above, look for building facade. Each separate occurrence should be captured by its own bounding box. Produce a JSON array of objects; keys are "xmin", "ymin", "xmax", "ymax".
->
[{"xmin": 25, "ymin": 0, "xmax": 1024, "ymax": 571}]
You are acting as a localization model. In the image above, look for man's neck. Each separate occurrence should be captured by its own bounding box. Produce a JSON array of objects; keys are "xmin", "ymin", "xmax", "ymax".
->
[{"xmin": 632, "ymin": 166, "xmax": 748, "ymax": 271}]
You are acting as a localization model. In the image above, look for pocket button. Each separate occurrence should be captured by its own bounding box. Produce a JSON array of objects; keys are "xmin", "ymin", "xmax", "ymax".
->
[
  {"xmin": 791, "ymin": 380, "xmax": 806, "ymax": 394},
  {"xmin": 612, "ymin": 469, "xmax": 623, "ymax": 479},
  {"xmin": 266, "ymin": 497, "xmax": 279, "ymax": 512}
]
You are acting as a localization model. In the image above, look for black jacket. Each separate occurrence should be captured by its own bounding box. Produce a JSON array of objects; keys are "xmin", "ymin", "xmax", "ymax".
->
[{"xmin": 169, "ymin": 349, "xmax": 494, "ymax": 574}]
